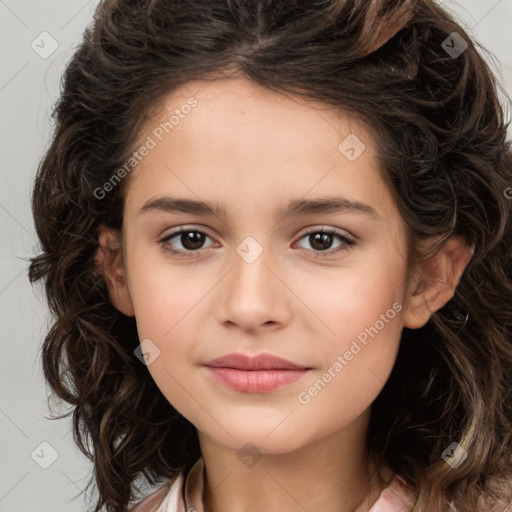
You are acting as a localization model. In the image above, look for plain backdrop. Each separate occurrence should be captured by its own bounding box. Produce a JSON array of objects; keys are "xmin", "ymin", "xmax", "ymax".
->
[{"xmin": 1, "ymin": 1, "xmax": 511, "ymax": 511}]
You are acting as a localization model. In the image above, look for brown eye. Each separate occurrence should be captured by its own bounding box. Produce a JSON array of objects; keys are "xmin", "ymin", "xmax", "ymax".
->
[
  {"xmin": 159, "ymin": 228, "xmax": 217, "ymax": 256},
  {"xmin": 175, "ymin": 231, "xmax": 206, "ymax": 251},
  {"xmin": 296, "ymin": 229, "xmax": 356, "ymax": 256}
]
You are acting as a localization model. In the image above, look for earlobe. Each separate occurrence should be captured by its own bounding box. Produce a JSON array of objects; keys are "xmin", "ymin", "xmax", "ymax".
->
[
  {"xmin": 403, "ymin": 235, "xmax": 474, "ymax": 329},
  {"xmin": 94, "ymin": 225, "xmax": 135, "ymax": 317}
]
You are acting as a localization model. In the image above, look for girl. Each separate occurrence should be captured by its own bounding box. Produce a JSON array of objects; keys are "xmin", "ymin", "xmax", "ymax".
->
[{"xmin": 29, "ymin": 0, "xmax": 512, "ymax": 511}]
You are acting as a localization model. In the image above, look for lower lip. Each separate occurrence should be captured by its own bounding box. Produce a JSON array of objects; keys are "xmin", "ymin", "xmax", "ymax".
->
[{"xmin": 205, "ymin": 367, "xmax": 309, "ymax": 392}]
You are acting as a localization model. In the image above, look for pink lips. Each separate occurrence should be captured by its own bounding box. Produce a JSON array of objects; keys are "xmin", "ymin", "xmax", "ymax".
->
[{"xmin": 203, "ymin": 353, "xmax": 311, "ymax": 393}]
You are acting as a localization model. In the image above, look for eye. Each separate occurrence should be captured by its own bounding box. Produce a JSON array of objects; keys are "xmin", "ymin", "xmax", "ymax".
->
[
  {"xmin": 158, "ymin": 227, "xmax": 218, "ymax": 257},
  {"xmin": 294, "ymin": 228, "xmax": 356, "ymax": 256},
  {"xmin": 158, "ymin": 226, "xmax": 356, "ymax": 259}
]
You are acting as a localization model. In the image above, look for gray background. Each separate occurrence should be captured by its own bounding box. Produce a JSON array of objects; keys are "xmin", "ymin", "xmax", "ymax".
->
[{"xmin": 1, "ymin": 1, "xmax": 511, "ymax": 511}]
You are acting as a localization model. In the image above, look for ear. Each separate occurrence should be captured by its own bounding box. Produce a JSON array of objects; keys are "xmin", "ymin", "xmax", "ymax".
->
[
  {"xmin": 403, "ymin": 235, "xmax": 474, "ymax": 329},
  {"xmin": 94, "ymin": 225, "xmax": 135, "ymax": 317}
]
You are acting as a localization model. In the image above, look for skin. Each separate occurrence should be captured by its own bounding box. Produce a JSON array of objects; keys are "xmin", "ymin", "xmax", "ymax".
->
[{"xmin": 96, "ymin": 77, "xmax": 474, "ymax": 512}]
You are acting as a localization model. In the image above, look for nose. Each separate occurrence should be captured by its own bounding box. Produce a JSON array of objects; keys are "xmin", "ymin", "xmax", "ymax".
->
[{"xmin": 213, "ymin": 238, "xmax": 292, "ymax": 333}]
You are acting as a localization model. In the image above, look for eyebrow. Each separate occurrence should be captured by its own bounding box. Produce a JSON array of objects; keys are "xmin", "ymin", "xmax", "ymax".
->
[{"xmin": 139, "ymin": 196, "xmax": 381, "ymax": 220}]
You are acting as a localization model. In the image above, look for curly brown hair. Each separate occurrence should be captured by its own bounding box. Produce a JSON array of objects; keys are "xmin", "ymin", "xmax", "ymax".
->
[{"xmin": 29, "ymin": 0, "xmax": 512, "ymax": 510}]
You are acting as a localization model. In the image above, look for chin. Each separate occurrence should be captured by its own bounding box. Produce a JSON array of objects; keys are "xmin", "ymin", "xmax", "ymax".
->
[{"xmin": 203, "ymin": 425, "xmax": 311, "ymax": 457}]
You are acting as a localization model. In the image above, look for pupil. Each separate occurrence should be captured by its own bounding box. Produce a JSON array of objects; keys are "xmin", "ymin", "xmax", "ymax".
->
[
  {"xmin": 310, "ymin": 233, "xmax": 332, "ymax": 251},
  {"xmin": 182, "ymin": 231, "xmax": 205, "ymax": 250}
]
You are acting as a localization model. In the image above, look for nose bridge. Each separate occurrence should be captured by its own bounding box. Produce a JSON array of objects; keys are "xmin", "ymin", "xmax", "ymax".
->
[
  {"xmin": 215, "ymin": 233, "xmax": 289, "ymax": 328},
  {"xmin": 232, "ymin": 233, "xmax": 277, "ymax": 300}
]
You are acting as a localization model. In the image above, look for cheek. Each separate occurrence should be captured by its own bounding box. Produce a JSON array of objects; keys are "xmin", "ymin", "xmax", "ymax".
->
[
  {"xmin": 125, "ymin": 259, "xmax": 210, "ymax": 407},
  {"xmin": 300, "ymin": 250, "xmax": 406, "ymax": 340},
  {"xmin": 127, "ymin": 254, "xmax": 209, "ymax": 339},
  {"xmin": 294, "ymin": 252, "xmax": 406, "ymax": 401},
  {"xmin": 294, "ymin": 306, "xmax": 404, "ymax": 439}
]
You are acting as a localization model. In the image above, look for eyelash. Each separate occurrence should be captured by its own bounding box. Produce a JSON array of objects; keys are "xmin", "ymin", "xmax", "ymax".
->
[{"xmin": 158, "ymin": 226, "xmax": 356, "ymax": 259}]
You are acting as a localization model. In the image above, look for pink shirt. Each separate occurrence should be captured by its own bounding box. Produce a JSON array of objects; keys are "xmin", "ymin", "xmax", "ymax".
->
[{"xmin": 129, "ymin": 457, "xmax": 416, "ymax": 512}]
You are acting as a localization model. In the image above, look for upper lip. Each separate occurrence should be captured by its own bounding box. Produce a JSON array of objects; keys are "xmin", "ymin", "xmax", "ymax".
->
[{"xmin": 204, "ymin": 353, "xmax": 309, "ymax": 370}]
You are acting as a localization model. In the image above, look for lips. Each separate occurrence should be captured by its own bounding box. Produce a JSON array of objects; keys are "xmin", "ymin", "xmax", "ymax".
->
[
  {"xmin": 204, "ymin": 352, "xmax": 308, "ymax": 371},
  {"xmin": 203, "ymin": 353, "xmax": 311, "ymax": 392}
]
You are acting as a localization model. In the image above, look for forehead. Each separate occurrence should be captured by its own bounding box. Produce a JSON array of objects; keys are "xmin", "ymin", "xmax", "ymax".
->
[
  {"xmin": 123, "ymin": 77, "xmax": 398, "ymax": 229},
  {"xmin": 141, "ymin": 77, "xmax": 371, "ymax": 152}
]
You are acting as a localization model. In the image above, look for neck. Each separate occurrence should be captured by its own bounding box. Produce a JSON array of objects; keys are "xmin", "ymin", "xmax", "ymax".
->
[{"xmin": 196, "ymin": 410, "xmax": 393, "ymax": 512}]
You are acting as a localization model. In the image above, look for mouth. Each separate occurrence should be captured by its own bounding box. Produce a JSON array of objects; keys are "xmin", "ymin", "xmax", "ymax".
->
[
  {"xmin": 204, "ymin": 352, "xmax": 310, "ymax": 371},
  {"xmin": 203, "ymin": 352, "xmax": 312, "ymax": 393}
]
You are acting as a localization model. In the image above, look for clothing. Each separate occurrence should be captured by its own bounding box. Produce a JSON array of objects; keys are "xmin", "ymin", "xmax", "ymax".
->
[{"xmin": 128, "ymin": 456, "xmax": 416, "ymax": 512}]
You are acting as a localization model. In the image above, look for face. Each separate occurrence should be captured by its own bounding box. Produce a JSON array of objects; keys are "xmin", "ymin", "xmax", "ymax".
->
[{"xmin": 113, "ymin": 77, "xmax": 413, "ymax": 454}]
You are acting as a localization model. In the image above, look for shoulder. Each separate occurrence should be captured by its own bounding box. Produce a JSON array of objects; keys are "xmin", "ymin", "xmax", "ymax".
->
[
  {"xmin": 372, "ymin": 475, "xmax": 512, "ymax": 512},
  {"xmin": 128, "ymin": 473, "xmax": 185, "ymax": 512},
  {"xmin": 370, "ymin": 475, "xmax": 417, "ymax": 512}
]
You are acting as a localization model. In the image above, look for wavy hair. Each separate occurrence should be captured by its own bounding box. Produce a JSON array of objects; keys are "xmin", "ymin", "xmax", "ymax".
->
[{"xmin": 29, "ymin": 0, "xmax": 512, "ymax": 510}]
